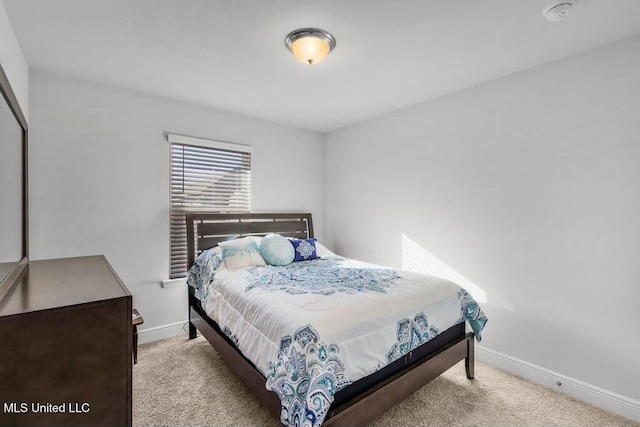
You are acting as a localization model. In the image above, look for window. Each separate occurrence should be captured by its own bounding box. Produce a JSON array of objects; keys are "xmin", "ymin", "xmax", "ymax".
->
[{"xmin": 168, "ymin": 134, "xmax": 251, "ymax": 278}]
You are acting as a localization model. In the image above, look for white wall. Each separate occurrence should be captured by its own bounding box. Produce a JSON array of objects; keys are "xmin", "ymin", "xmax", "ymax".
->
[
  {"xmin": 29, "ymin": 69, "xmax": 325, "ymax": 332},
  {"xmin": 0, "ymin": 0, "xmax": 28, "ymax": 120},
  {"xmin": 325, "ymin": 35, "xmax": 640, "ymax": 402}
]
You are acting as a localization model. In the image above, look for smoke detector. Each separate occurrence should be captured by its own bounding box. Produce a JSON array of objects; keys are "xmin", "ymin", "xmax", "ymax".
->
[{"xmin": 543, "ymin": 1, "xmax": 577, "ymax": 22}]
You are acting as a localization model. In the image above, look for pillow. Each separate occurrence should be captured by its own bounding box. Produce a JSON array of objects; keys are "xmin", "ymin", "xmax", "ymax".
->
[
  {"xmin": 260, "ymin": 234, "xmax": 295, "ymax": 266},
  {"xmin": 219, "ymin": 236, "xmax": 266, "ymax": 271},
  {"xmin": 218, "ymin": 235, "xmax": 263, "ymax": 249},
  {"xmin": 314, "ymin": 241, "xmax": 337, "ymax": 258},
  {"xmin": 290, "ymin": 238, "xmax": 319, "ymax": 262}
]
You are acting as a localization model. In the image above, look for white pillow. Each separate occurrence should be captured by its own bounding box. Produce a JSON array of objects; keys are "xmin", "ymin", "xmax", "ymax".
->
[
  {"xmin": 260, "ymin": 234, "xmax": 295, "ymax": 266},
  {"xmin": 314, "ymin": 241, "xmax": 337, "ymax": 258},
  {"xmin": 219, "ymin": 236, "xmax": 266, "ymax": 271}
]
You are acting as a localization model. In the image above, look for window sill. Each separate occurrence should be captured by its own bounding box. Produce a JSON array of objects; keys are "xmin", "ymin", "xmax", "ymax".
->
[{"xmin": 161, "ymin": 278, "xmax": 186, "ymax": 288}]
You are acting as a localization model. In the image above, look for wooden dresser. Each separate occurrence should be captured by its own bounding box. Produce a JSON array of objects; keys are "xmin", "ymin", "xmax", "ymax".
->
[{"xmin": 0, "ymin": 256, "xmax": 132, "ymax": 427}]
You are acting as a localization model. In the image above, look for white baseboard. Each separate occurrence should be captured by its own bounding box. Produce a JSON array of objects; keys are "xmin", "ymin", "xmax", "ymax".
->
[
  {"xmin": 477, "ymin": 345, "xmax": 640, "ymax": 423},
  {"xmin": 137, "ymin": 320, "xmax": 188, "ymax": 344}
]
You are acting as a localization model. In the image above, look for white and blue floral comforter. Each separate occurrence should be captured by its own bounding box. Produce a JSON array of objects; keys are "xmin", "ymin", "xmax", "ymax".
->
[{"xmin": 187, "ymin": 244, "xmax": 487, "ymax": 427}]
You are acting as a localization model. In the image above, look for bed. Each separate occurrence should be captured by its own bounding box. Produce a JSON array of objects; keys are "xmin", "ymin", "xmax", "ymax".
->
[{"xmin": 186, "ymin": 212, "xmax": 487, "ymax": 427}]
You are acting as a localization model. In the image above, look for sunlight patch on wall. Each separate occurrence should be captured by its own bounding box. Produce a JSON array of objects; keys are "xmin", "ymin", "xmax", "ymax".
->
[{"xmin": 401, "ymin": 234, "xmax": 487, "ymax": 303}]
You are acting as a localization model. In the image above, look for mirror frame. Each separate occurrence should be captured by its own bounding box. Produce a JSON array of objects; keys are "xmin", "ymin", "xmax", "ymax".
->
[{"xmin": 0, "ymin": 63, "xmax": 28, "ymax": 305}]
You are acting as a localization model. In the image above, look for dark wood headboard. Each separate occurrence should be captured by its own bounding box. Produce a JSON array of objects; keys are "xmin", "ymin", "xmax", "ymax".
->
[{"xmin": 186, "ymin": 212, "xmax": 314, "ymax": 269}]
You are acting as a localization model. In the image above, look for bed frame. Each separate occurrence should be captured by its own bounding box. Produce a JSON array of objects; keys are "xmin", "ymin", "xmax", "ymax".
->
[{"xmin": 186, "ymin": 212, "xmax": 475, "ymax": 426}]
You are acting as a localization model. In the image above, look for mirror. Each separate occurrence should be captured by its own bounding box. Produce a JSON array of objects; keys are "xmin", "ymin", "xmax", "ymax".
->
[
  {"xmin": 0, "ymin": 85, "xmax": 22, "ymax": 278},
  {"xmin": 0, "ymin": 63, "xmax": 28, "ymax": 304}
]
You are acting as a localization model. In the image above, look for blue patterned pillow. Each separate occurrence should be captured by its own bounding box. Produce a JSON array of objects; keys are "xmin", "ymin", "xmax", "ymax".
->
[
  {"xmin": 260, "ymin": 234, "xmax": 295, "ymax": 266},
  {"xmin": 290, "ymin": 238, "xmax": 319, "ymax": 262}
]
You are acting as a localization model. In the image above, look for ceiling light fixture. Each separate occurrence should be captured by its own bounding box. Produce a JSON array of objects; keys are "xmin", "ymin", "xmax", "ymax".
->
[{"xmin": 285, "ymin": 28, "xmax": 336, "ymax": 65}]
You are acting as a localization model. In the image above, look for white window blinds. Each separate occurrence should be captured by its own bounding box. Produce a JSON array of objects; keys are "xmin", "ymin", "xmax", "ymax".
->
[{"xmin": 169, "ymin": 134, "xmax": 251, "ymax": 278}]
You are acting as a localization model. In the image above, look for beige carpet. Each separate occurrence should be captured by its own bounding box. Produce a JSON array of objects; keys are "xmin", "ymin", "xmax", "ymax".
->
[{"xmin": 133, "ymin": 335, "xmax": 638, "ymax": 427}]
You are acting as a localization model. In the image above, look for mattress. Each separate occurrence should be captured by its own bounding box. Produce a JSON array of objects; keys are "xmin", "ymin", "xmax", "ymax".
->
[{"xmin": 188, "ymin": 243, "xmax": 487, "ymax": 427}]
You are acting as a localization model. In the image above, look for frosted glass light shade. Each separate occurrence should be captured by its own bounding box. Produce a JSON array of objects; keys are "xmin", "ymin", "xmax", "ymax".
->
[
  {"xmin": 291, "ymin": 36, "xmax": 330, "ymax": 64},
  {"xmin": 285, "ymin": 28, "xmax": 336, "ymax": 65}
]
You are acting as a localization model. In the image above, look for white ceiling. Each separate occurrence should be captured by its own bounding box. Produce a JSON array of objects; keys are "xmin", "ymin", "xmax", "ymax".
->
[{"xmin": 4, "ymin": 0, "xmax": 640, "ymax": 132}]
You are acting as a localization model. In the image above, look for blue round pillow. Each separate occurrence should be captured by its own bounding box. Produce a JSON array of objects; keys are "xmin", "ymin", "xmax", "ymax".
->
[{"xmin": 260, "ymin": 234, "xmax": 295, "ymax": 266}]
